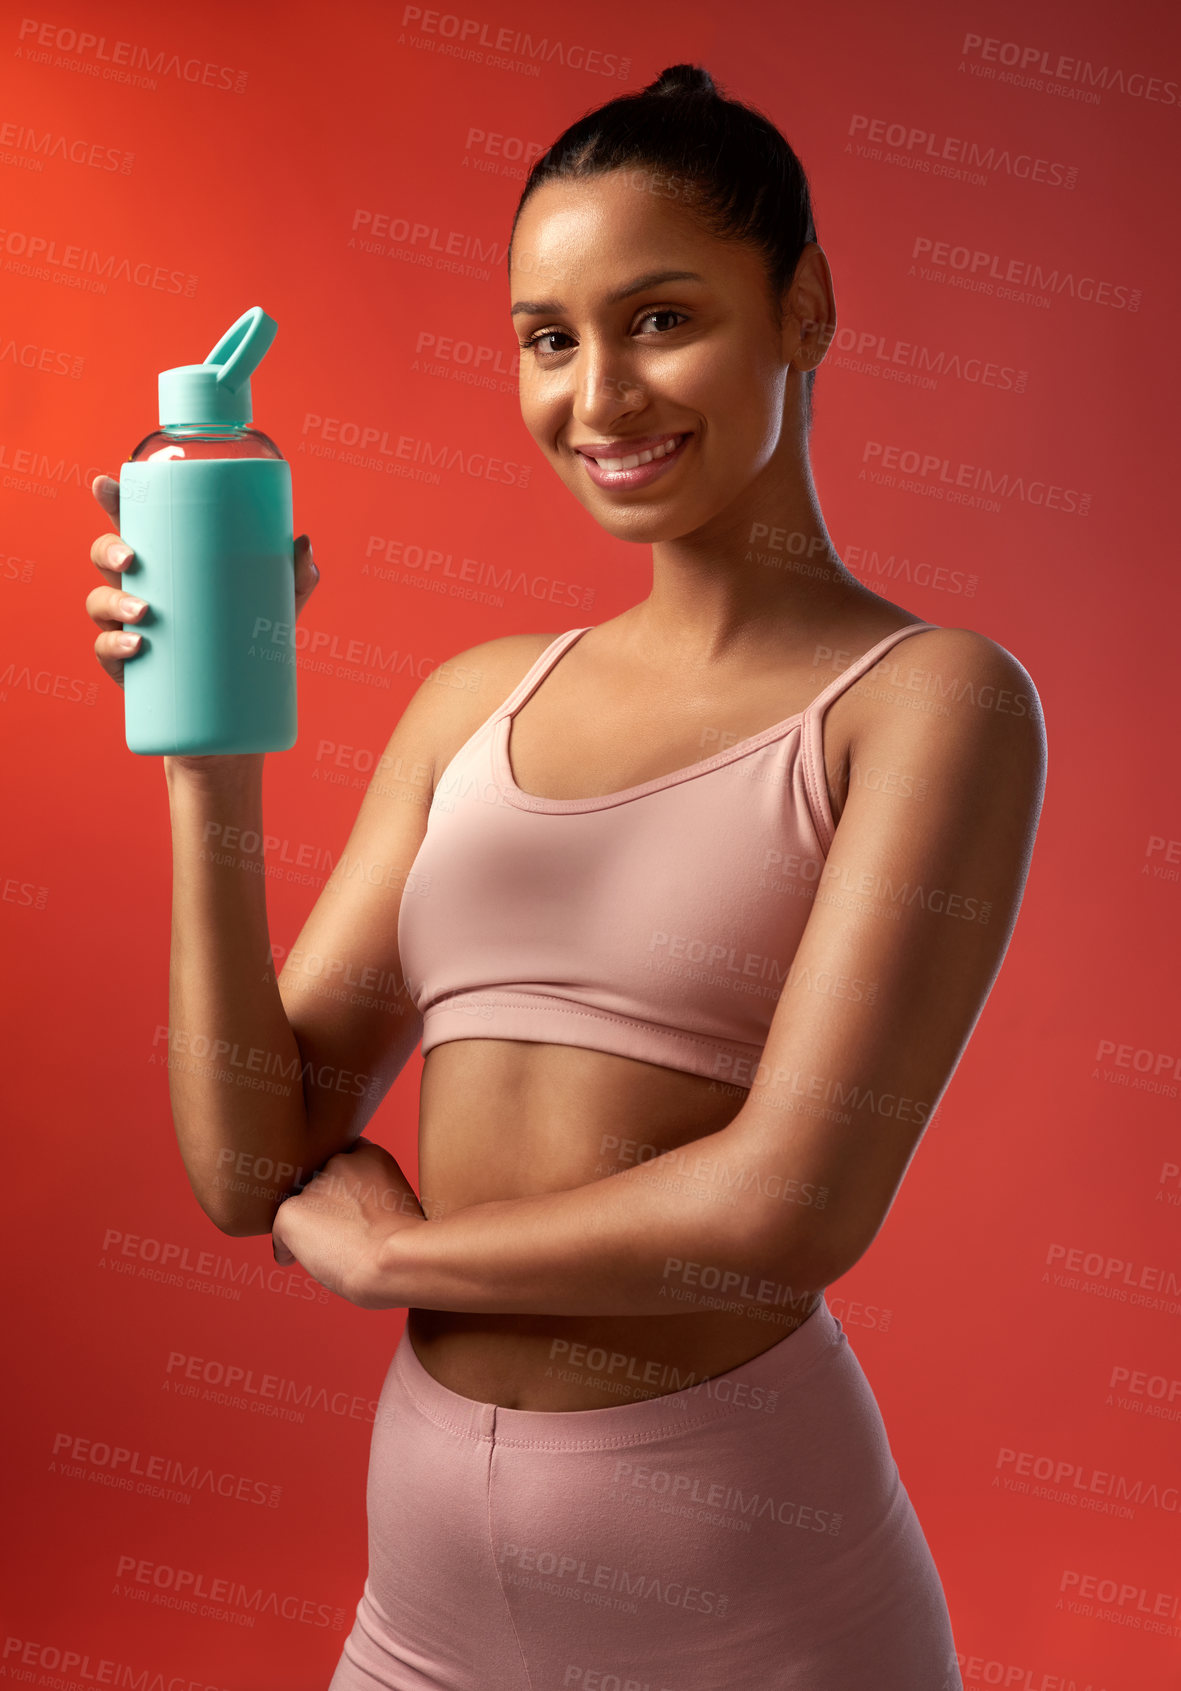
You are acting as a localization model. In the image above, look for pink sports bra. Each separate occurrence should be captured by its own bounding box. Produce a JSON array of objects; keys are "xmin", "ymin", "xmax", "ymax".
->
[{"xmin": 396, "ymin": 620, "xmax": 940, "ymax": 1089}]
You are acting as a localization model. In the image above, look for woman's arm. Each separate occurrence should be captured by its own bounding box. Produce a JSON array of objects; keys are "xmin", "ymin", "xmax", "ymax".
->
[
  {"xmin": 160, "ymin": 720, "xmax": 429, "ymax": 1235},
  {"xmin": 278, "ymin": 627, "xmax": 1047, "ymax": 1314}
]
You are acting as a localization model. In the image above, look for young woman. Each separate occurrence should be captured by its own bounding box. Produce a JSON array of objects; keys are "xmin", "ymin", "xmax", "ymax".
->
[{"xmin": 87, "ymin": 62, "xmax": 1044, "ymax": 1691}]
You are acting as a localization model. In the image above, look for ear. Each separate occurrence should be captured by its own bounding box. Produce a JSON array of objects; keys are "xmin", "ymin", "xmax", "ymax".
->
[{"xmin": 785, "ymin": 243, "xmax": 837, "ymax": 373}]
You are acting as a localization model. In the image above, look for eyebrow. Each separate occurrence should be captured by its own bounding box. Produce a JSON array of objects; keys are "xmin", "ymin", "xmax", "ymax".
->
[{"xmin": 510, "ymin": 269, "xmax": 707, "ymax": 319}]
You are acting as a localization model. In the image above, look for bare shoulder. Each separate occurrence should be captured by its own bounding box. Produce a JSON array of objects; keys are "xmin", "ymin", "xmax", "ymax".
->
[
  {"xmin": 894, "ymin": 622, "xmax": 1040, "ymax": 695},
  {"xmin": 853, "ymin": 622, "xmax": 1045, "ymax": 742},
  {"xmin": 848, "ymin": 622, "xmax": 1047, "ymax": 821},
  {"xmin": 398, "ymin": 627, "xmax": 568, "ymax": 791}
]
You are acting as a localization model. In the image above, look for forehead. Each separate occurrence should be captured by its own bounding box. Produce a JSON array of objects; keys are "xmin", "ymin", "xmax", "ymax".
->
[{"xmin": 509, "ymin": 169, "xmax": 739, "ymax": 298}]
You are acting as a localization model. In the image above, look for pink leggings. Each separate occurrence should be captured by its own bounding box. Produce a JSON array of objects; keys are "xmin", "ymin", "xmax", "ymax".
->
[{"xmin": 329, "ymin": 1297, "xmax": 963, "ymax": 1690}]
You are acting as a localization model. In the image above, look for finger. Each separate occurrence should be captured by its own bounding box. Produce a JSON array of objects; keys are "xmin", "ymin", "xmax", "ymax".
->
[
  {"xmin": 93, "ymin": 627, "xmax": 142, "ymax": 686},
  {"xmin": 293, "ymin": 534, "xmax": 318, "ymax": 614},
  {"xmin": 89, "ymin": 531, "xmax": 136, "ymax": 586},
  {"xmin": 91, "ymin": 473, "xmax": 120, "ymax": 522},
  {"xmin": 85, "ymin": 582, "xmax": 148, "ymax": 631}
]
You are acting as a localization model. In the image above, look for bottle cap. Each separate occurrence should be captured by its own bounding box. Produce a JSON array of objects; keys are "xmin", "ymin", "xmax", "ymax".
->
[{"xmin": 156, "ymin": 306, "xmax": 278, "ymax": 427}]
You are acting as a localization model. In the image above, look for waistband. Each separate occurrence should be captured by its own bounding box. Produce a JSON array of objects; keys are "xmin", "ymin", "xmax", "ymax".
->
[{"xmin": 391, "ymin": 1296, "xmax": 843, "ymax": 1451}]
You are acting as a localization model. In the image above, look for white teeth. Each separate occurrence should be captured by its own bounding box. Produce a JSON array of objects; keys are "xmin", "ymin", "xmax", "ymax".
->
[{"xmin": 592, "ymin": 434, "xmax": 682, "ymax": 471}]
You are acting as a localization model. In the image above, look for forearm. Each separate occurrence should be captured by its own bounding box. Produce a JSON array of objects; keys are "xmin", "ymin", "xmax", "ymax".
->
[
  {"xmin": 376, "ymin": 1120, "xmax": 820, "ymax": 1320},
  {"xmin": 163, "ymin": 758, "xmax": 326, "ymax": 1234}
]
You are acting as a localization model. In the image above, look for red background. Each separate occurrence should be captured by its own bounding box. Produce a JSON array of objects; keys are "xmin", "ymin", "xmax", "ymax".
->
[{"xmin": 3, "ymin": 0, "xmax": 1179, "ymax": 1685}]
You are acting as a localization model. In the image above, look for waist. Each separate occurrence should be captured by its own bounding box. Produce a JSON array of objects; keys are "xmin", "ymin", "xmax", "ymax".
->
[
  {"xmin": 409, "ymin": 1038, "xmax": 825, "ymax": 1412},
  {"xmin": 401, "ymin": 1291, "xmax": 839, "ymax": 1434}
]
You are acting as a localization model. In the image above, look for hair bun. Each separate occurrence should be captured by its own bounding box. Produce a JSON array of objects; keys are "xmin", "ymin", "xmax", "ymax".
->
[{"xmin": 649, "ymin": 63, "xmax": 716, "ymax": 97}]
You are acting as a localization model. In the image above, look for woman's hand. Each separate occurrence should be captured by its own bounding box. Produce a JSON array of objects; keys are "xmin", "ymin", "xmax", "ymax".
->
[
  {"xmin": 271, "ymin": 1137, "xmax": 428, "ymax": 1310},
  {"xmin": 85, "ymin": 471, "xmax": 319, "ymax": 770}
]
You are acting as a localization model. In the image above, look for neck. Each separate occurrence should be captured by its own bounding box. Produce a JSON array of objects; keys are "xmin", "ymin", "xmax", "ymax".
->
[{"xmin": 632, "ymin": 439, "xmax": 870, "ymax": 662}]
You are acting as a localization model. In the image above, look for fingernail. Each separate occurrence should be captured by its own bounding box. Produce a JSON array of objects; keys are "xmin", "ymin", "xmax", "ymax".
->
[
  {"xmin": 117, "ymin": 632, "xmax": 141, "ymax": 652},
  {"xmin": 119, "ymin": 595, "xmax": 146, "ymax": 617},
  {"xmin": 110, "ymin": 542, "xmax": 133, "ymax": 565}
]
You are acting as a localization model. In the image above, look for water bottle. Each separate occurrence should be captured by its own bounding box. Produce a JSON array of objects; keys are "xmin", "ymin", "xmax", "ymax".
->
[{"xmin": 118, "ymin": 305, "xmax": 297, "ymax": 755}]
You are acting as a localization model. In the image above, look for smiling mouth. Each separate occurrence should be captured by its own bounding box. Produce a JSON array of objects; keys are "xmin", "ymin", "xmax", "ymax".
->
[
  {"xmin": 578, "ymin": 433, "xmax": 688, "ymax": 470},
  {"xmin": 572, "ymin": 431, "xmax": 694, "ymax": 492}
]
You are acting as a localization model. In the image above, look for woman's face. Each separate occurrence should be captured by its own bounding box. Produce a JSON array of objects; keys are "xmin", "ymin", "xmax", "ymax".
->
[{"xmin": 509, "ymin": 168, "xmax": 819, "ymax": 545}]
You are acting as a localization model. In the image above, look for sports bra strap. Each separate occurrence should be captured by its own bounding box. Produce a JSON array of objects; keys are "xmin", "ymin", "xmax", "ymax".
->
[
  {"xmin": 802, "ymin": 621, "xmax": 940, "ymax": 720},
  {"xmin": 498, "ymin": 621, "xmax": 940, "ymax": 727},
  {"xmin": 496, "ymin": 627, "xmax": 591, "ymax": 720}
]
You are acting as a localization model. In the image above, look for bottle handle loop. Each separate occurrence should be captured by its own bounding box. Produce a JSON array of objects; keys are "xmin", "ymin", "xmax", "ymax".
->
[{"xmin": 205, "ymin": 306, "xmax": 277, "ymax": 394}]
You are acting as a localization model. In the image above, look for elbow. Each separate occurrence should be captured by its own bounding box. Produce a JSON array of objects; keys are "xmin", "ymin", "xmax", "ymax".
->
[
  {"xmin": 212, "ymin": 1211, "xmax": 276, "ymax": 1240},
  {"xmin": 194, "ymin": 1189, "xmax": 281, "ymax": 1239},
  {"xmin": 188, "ymin": 1162, "xmax": 305, "ymax": 1238},
  {"xmin": 734, "ymin": 1207, "xmax": 853, "ymax": 1311}
]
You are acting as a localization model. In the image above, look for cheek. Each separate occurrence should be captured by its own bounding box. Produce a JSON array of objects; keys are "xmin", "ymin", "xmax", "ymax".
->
[
  {"xmin": 717, "ymin": 349, "xmax": 784, "ymax": 461},
  {"xmin": 673, "ymin": 341, "xmax": 779, "ymax": 434},
  {"xmin": 519, "ymin": 389, "xmax": 566, "ymax": 456}
]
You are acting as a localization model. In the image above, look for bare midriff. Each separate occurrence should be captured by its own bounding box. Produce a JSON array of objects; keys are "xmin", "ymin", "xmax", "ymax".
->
[{"xmin": 406, "ymin": 1038, "xmax": 826, "ymax": 1412}]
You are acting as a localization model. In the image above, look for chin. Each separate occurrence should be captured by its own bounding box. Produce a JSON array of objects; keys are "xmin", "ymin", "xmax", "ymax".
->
[{"xmin": 560, "ymin": 478, "xmax": 708, "ymax": 543}]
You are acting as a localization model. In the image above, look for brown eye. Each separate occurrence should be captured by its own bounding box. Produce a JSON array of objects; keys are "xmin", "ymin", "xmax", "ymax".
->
[
  {"xmin": 637, "ymin": 309, "xmax": 687, "ymax": 335},
  {"xmin": 519, "ymin": 307, "xmax": 687, "ymax": 358},
  {"xmin": 521, "ymin": 328, "xmax": 574, "ymax": 356}
]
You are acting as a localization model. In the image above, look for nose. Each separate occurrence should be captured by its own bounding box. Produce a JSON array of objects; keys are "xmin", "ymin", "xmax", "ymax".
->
[{"xmin": 571, "ymin": 339, "xmax": 648, "ymax": 436}]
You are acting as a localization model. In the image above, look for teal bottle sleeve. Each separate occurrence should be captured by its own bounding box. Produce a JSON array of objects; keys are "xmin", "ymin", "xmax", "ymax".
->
[{"xmin": 119, "ymin": 458, "xmax": 296, "ymax": 756}]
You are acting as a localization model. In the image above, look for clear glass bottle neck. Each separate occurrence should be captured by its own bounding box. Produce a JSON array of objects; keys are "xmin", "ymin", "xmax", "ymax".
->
[{"xmin": 162, "ymin": 421, "xmax": 255, "ymax": 434}]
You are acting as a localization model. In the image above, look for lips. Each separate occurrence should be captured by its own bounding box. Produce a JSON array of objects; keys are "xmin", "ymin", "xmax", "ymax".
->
[
  {"xmin": 573, "ymin": 430, "xmax": 687, "ymax": 467},
  {"xmin": 573, "ymin": 430, "xmax": 693, "ymax": 491}
]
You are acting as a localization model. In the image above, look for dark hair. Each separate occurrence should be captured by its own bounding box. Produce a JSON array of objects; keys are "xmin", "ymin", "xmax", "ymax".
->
[{"xmin": 509, "ymin": 62, "xmax": 820, "ymax": 428}]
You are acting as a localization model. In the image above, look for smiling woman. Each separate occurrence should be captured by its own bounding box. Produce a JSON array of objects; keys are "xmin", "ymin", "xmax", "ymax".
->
[
  {"xmin": 85, "ymin": 55, "xmax": 1043, "ymax": 1691},
  {"xmin": 289, "ymin": 61, "xmax": 1043, "ymax": 1691}
]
